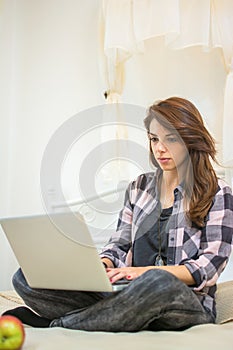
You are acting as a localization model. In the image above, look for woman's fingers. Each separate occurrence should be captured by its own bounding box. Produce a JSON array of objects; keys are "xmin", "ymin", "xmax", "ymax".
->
[{"xmin": 106, "ymin": 267, "xmax": 147, "ymax": 283}]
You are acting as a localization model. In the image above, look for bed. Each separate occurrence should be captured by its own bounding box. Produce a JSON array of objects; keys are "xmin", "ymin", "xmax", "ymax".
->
[{"xmin": 0, "ymin": 280, "xmax": 233, "ymax": 350}]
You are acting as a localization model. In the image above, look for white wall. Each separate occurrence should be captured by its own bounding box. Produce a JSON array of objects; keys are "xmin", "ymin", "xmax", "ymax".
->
[
  {"xmin": 1, "ymin": 0, "xmax": 104, "ymax": 217},
  {"xmin": 0, "ymin": 0, "xmax": 104, "ymax": 290},
  {"xmin": 0, "ymin": 0, "xmax": 231, "ymax": 290}
]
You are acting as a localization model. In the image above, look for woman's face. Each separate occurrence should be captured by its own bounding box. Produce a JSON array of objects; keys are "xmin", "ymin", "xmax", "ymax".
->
[{"xmin": 148, "ymin": 119, "xmax": 188, "ymax": 173}]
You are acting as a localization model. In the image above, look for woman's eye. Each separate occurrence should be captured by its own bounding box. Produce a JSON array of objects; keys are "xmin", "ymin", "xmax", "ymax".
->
[
  {"xmin": 167, "ymin": 137, "xmax": 177, "ymax": 143},
  {"xmin": 149, "ymin": 137, "xmax": 159, "ymax": 143}
]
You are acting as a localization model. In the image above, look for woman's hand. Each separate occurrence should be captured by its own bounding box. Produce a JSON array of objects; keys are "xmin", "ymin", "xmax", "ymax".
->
[
  {"xmin": 106, "ymin": 265, "xmax": 196, "ymax": 286},
  {"xmin": 106, "ymin": 266, "xmax": 150, "ymax": 284}
]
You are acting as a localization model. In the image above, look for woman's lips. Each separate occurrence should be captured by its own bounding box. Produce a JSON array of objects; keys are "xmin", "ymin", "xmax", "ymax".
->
[{"xmin": 157, "ymin": 158, "xmax": 171, "ymax": 164}]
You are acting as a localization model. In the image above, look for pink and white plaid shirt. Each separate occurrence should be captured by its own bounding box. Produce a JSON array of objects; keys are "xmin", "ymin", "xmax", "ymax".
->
[{"xmin": 100, "ymin": 171, "xmax": 233, "ymax": 316}]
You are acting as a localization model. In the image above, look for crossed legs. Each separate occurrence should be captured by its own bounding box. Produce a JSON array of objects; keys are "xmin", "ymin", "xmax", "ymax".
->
[{"xmin": 4, "ymin": 268, "xmax": 214, "ymax": 332}]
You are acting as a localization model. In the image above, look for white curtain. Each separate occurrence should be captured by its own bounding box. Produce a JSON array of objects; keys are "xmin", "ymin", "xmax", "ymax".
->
[
  {"xmin": 101, "ymin": 0, "xmax": 233, "ymax": 164},
  {"xmin": 212, "ymin": 0, "xmax": 233, "ymax": 166}
]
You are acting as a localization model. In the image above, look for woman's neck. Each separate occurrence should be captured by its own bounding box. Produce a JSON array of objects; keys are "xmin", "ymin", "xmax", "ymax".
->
[
  {"xmin": 162, "ymin": 170, "xmax": 179, "ymax": 189},
  {"xmin": 159, "ymin": 171, "xmax": 179, "ymax": 209}
]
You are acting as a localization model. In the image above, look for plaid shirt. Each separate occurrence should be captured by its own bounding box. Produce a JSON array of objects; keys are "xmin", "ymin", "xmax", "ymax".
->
[{"xmin": 100, "ymin": 171, "xmax": 233, "ymax": 316}]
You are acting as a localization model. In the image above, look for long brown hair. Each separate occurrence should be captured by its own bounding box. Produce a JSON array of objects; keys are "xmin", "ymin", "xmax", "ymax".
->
[{"xmin": 144, "ymin": 97, "xmax": 218, "ymax": 227}]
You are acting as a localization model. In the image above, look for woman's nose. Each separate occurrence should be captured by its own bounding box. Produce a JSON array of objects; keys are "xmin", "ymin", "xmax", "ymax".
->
[{"xmin": 156, "ymin": 140, "xmax": 167, "ymax": 152}]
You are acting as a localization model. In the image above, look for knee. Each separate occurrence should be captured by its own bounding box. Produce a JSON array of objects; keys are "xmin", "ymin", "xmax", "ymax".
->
[
  {"xmin": 140, "ymin": 268, "xmax": 182, "ymax": 292},
  {"xmin": 141, "ymin": 268, "xmax": 175, "ymax": 281}
]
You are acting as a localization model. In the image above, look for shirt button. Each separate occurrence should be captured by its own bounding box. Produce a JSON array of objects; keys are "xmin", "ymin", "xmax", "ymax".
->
[{"xmin": 170, "ymin": 237, "xmax": 174, "ymax": 241}]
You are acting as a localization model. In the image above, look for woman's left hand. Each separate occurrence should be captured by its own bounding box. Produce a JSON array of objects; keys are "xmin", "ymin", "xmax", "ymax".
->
[{"xmin": 106, "ymin": 266, "xmax": 150, "ymax": 284}]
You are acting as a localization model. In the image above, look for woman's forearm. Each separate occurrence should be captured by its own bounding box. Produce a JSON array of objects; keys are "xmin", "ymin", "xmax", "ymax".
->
[{"xmin": 152, "ymin": 265, "xmax": 195, "ymax": 286}]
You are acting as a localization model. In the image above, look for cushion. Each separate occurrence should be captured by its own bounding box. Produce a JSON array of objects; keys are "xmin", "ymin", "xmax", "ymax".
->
[{"xmin": 216, "ymin": 280, "xmax": 233, "ymax": 324}]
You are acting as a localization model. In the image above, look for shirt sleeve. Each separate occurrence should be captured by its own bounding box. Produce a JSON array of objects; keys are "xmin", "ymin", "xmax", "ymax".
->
[
  {"xmin": 99, "ymin": 182, "xmax": 134, "ymax": 267},
  {"xmin": 182, "ymin": 182, "xmax": 233, "ymax": 291}
]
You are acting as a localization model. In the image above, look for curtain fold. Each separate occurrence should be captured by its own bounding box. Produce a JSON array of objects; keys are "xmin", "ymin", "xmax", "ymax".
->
[
  {"xmin": 211, "ymin": 0, "xmax": 233, "ymax": 165},
  {"xmin": 165, "ymin": 0, "xmax": 211, "ymax": 49},
  {"xmin": 222, "ymin": 64, "xmax": 233, "ymax": 166},
  {"xmin": 212, "ymin": 0, "xmax": 233, "ymax": 70}
]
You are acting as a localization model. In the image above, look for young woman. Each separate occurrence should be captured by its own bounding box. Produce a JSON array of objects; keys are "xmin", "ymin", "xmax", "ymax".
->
[{"xmin": 3, "ymin": 97, "xmax": 233, "ymax": 332}]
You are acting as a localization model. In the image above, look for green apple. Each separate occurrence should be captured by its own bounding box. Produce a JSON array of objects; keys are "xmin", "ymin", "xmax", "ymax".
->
[{"xmin": 0, "ymin": 315, "xmax": 25, "ymax": 350}]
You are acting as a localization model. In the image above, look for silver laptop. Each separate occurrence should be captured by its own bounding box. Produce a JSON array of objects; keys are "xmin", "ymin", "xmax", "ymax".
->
[{"xmin": 0, "ymin": 212, "xmax": 130, "ymax": 292}]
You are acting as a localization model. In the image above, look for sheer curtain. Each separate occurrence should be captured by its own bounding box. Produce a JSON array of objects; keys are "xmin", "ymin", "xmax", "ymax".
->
[{"xmin": 101, "ymin": 0, "xmax": 233, "ymax": 166}]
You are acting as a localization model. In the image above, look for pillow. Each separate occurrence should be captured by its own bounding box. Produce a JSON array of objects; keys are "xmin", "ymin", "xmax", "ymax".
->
[{"xmin": 216, "ymin": 280, "xmax": 233, "ymax": 324}]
